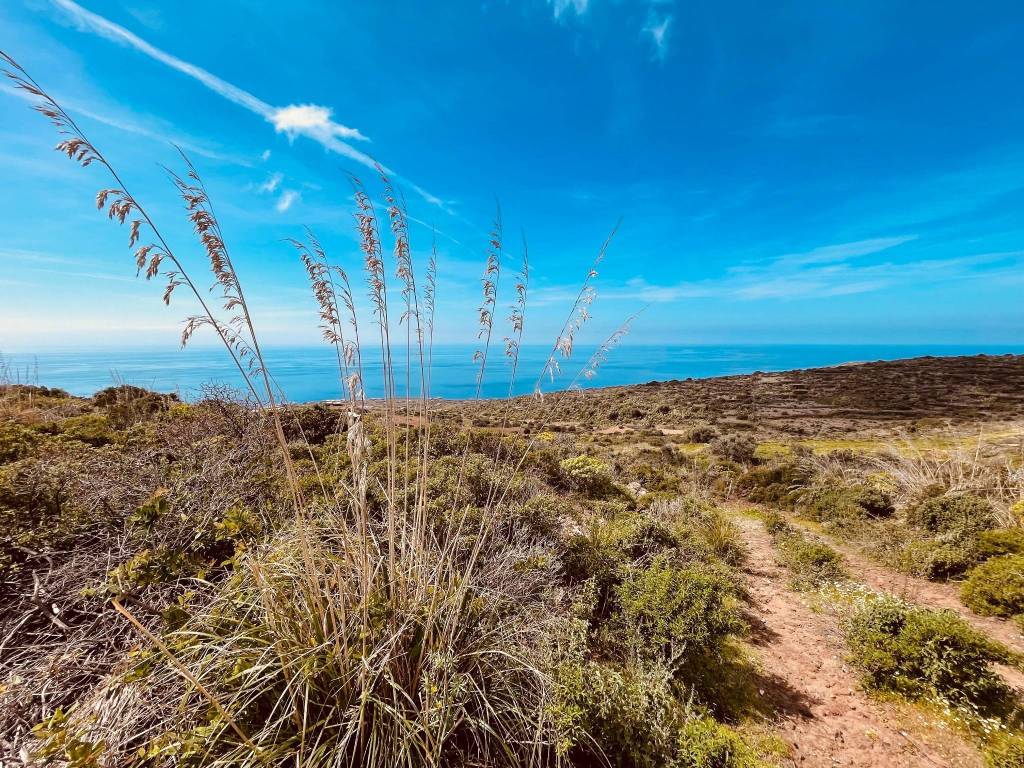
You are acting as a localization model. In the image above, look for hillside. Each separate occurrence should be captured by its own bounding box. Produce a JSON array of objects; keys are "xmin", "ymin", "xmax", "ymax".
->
[
  {"xmin": 451, "ymin": 353, "xmax": 1024, "ymax": 437},
  {"xmin": 4, "ymin": 357, "xmax": 1024, "ymax": 766}
]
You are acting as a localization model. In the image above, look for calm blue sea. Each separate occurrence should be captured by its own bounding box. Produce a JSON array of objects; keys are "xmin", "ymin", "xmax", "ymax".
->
[{"xmin": 2, "ymin": 344, "xmax": 1022, "ymax": 403}]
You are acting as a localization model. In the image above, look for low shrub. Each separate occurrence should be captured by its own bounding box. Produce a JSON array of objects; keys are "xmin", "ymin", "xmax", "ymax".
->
[
  {"xmin": 775, "ymin": 532, "xmax": 846, "ymax": 590},
  {"xmin": 685, "ymin": 425, "xmax": 719, "ymax": 444},
  {"xmin": 906, "ymin": 493, "xmax": 997, "ymax": 535},
  {"xmin": 37, "ymin": 413, "xmax": 117, "ymax": 447},
  {"xmin": 984, "ymin": 731, "xmax": 1024, "ymax": 768},
  {"xmin": 560, "ymin": 454, "xmax": 615, "ymax": 496},
  {"xmin": 281, "ymin": 403, "xmax": 346, "ymax": 444},
  {"xmin": 709, "ymin": 434, "xmax": 757, "ymax": 464},
  {"xmin": 796, "ymin": 483, "xmax": 893, "ymax": 527},
  {"xmin": 562, "ymin": 512, "xmax": 688, "ymax": 611},
  {"xmin": 613, "ymin": 555, "xmax": 743, "ymax": 666},
  {"xmin": 93, "ymin": 384, "xmax": 176, "ymax": 428},
  {"xmin": 513, "ymin": 493, "xmax": 564, "ymax": 538},
  {"xmin": 978, "ymin": 528, "xmax": 1024, "ymax": 560},
  {"xmin": 553, "ymin": 658, "xmax": 760, "ymax": 768},
  {"xmin": 674, "ymin": 716, "xmax": 760, "ymax": 768},
  {"xmin": 0, "ymin": 422, "xmax": 40, "ymax": 464},
  {"xmin": 762, "ymin": 510, "xmax": 792, "ymax": 536},
  {"xmin": 845, "ymin": 596, "xmax": 1012, "ymax": 711},
  {"xmin": 916, "ymin": 538, "xmax": 985, "ymax": 581},
  {"xmin": 736, "ymin": 463, "xmax": 808, "ymax": 509},
  {"xmin": 961, "ymin": 555, "xmax": 1024, "ymax": 618},
  {"xmin": 854, "ymin": 486, "xmax": 896, "ymax": 517}
]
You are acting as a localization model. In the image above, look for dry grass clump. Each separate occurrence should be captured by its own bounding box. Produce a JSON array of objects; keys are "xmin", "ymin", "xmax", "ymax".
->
[
  {"xmin": 870, "ymin": 440, "xmax": 1024, "ymax": 527},
  {"xmin": 0, "ymin": 391, "xmax": 284, "ymax": 753},
  {"xmin": 45, "ymin": 508, "xmax": 562, "ymax": 767},
  {"xmin": 1, "ymin": 50, "xmax": 679, "ymax": 767}
]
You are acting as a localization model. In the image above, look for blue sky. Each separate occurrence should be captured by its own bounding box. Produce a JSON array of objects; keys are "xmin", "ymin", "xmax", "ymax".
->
[{"xmin": 1, "ymin": 0, "xmax": 1023, "ymax": 352}]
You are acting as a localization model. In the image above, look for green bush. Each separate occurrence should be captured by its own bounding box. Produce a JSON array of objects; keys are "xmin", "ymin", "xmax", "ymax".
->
[
  {"xmin": 978, "ymin": 529, "xmax": 1024, "ymax": 560},
  {"xmin": 775, "ymin": 532, "xmax": 846, "ymax": 590},
  {"xmin": 854, "ymin": 486, "xmax": 896, "ymax": 517},
  {"xmin": 104, "ymin": 546, "xmax": 209, "ymax": 593},
  {"xmin": 93, "ymin": 384, "xmax": 176, "ymax": 428},
  {"xmin": 845, "ymin": 596, "xmax": 1011, "ymax": 711},
  {"xmin": 560, "ymin": 454, "xmax": 615, "ymax": 495},
  {"xmin": 961, "ymin": 555, "xmax": 1024, "ymax": 618},
  {"xmin": 620, "ymin": 517, "xmax": 683, "ymax": 560},
  {"xmin": 563, "ymin": 512, "xmax": 683, "ymax": 589},
  {"xmin": 512, "ymin": 493, "xmax": 563, "ymax": 538},
  {"xmin": 553, "ymin": 659, "xmax": 680, "ymax": 767},
  {"xmin": 552, "ymin": 658, "xmax": 759, "ymax": 768},
  {"xmin": 282, "ymin": 403, "xmax": 345, "ymax": 444},
  {"xmin": 894, "ymin": 495, "xmax": 1002, "ymax": 581},
  {"xmin": 685, "ymin": 425, "xmax": 718, "ymax": 444},
  {"xmin": 917, "ymin": 537, "xmax": 985, "ymax": 581},
  {"xmin": 736, "ymin": 463, "xmax": 809, "ymax": 509},
  {"xmin": 762, "ymin": 511, "xmax": 792, "ymax": 536},
  {"xmin": 906, "ymin": 493, "xmax": 996, "ymax": 535},
  {"xmin": 796, "ymin": 483, "xmax": 893, "ymax": 527},
  {"xmin": 984, "ymin": 731, "xmax": 1024, "ymax": 768},
  {"xmin": 37, "ymin": 413, "xmax": 117, "ymax": 447},
  {"xmin": 0, "ymin": 423, "xmax": 40, "ymax": 464},
  {"xmin": 614, "ymin": 555, "xmax": 742, "ymax": 665},
  {"xmin": 674, "ymin": 716, "xmax": 760, "ymax": 768},
  {"xmin": 0, "ymin": 457, "xmax": 75, "ymax": 572}
]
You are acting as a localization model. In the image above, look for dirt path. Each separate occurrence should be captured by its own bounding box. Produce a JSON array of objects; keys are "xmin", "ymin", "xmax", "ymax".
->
[
  {"xmin": 788, "ymin": 519, "xmax": 1024, "ymax": 658},
  {"xmin": 730, "ymin": 513, "xmax": 982, "ymax": 768}
]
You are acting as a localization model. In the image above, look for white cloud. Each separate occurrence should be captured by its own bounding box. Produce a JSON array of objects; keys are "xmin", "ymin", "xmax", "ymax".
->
[
  {"xmin": 549, "ymin": 0, "xmax": 588, "ymax": 19},
  {"xmin": 260, "ymin": 149, "xmax": 271, "ymax": 162},
  {"xmin": 271, "ymin": 104, "xmax": 367, "ymax": 143},
  {"xmin": 642, "ymin": 10, "xmax": 672, "ymax": 60},
  {"xmin": 275, "ymin": 189, "xmax": 300, "ymax": 213},
  {"xmin": 50, "ymin": 0, "xmax": 445, "ymax": 207},
  {"xmin": 259, "ymin": 172, "xmax": 283, "ymax": 193}
]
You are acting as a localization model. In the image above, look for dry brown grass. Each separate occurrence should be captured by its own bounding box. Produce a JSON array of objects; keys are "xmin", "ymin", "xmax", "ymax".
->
[{"xmin": 0, "ymin": 50, "xmax": 639, "ymax": 766}]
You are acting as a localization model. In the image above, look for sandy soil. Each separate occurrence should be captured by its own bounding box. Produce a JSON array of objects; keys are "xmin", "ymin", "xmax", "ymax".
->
[
  {"xmin": 802, "ymin": 525, "xmax": 1024, "ymax": 658},
  {"xmin": 779, "ymin": 518, "xmax": 1024, "ymax": 692},
  {"xmin": 731, "ymin": 513, "xmax": 982, "ymax": 767}
]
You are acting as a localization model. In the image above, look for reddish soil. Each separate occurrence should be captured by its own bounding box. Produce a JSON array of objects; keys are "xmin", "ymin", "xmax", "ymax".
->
[
  {"xmin": 732, "ymin": 513, "xmax": 982, "ymax": 767},
  {"xmin": 786, "ymin": 520, "xmax": 1024, "ymax": 691}
]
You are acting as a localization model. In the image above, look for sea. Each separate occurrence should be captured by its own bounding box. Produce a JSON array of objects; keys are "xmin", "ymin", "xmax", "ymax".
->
[{"xmin": 2, "ymin": 344, "xmax": 1022, "ymax": 403}]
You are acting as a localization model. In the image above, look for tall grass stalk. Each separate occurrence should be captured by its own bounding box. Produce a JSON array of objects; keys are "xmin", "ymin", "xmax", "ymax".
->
[{"xmin": 4, "ymin": 51, "xmax": 638, "ymax": 767}]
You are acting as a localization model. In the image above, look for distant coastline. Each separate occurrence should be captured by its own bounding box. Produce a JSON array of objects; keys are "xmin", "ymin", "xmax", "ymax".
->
[{"xmin": 3, "ymin": 345, "xmax": 1023, "ymax": 402}]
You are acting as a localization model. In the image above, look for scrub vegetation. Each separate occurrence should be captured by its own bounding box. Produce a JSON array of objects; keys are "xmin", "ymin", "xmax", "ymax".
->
[{"xmin": 5, "ymin": 50, "xmax": 1024, "ymax": 768}]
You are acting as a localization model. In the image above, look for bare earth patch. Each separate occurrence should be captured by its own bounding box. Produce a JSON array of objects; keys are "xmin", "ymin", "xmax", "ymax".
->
[
  {"xmin": 808, "ymin": 527, "xmax": 1024, "ymax": 658},
  {"xmin": 731, "ymin": 513, "xmax": 983, "ymax": 767}
]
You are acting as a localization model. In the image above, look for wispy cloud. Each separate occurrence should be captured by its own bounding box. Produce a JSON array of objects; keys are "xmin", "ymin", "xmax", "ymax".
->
[
  {"xmin": 760, "ymin": 235, "xmax": 919, "ymax": 269},
  {"xmin": 533, "ymin": 239, "xmax": 1021, "ymax": 305},
  {"xmin": 258, "ymin": 172, "xmax": 283, "ymax": 194},
  {"xmin": 1, "ymin": 82, "xmax": 249, "ymax": 165},
  {"xmin": 642, "ymin": 9, "xmax": 672, "ymax": 61},
  {"xmin": 0, "ymin": 248, "xmax": 83, "ymax": 266},
  {"xmin": 275, "ymin": 189, "xmax": 300, "ymax": 213},
  {"xmin": 548, "ymin": 0, "xmax": 588, "ymax": 19},
  {"xmin": 49, "ymin": 0, "xmax": 445, "ymax": 207}
]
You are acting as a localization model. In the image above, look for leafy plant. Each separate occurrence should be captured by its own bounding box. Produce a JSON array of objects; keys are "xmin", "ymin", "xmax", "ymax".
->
[
  {"xmin": 961, "ymin": 555, "xmax": 1024, "ymax": 618},
  {"xmin": 844, "ymin": 595, "xmax": 1012, "ymax": 712},
  {"xmin": 614, "ymin": 555, "xmax": 742, "ymax": 666}
]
